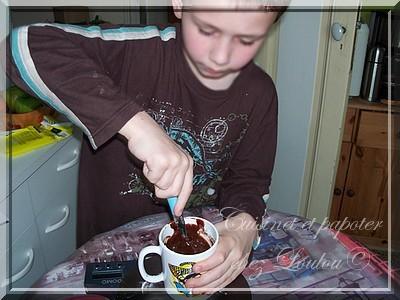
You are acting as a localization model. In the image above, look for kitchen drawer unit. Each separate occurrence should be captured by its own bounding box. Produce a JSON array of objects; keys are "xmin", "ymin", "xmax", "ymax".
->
[
  {"xmin": 28, "ymin": 135, "xmax": 80, "ymax": 217},
  {"xmin": 0, "ymin": 200, "xmax": 7, "ymax": 299},
  {"xmin": 35, "ymin": 197, "xmax": 77, "ymax": 270},
  {"xmin": 9, "ymin": 183, "xmax": 35, "ymax": 244},
  {"xmin": 4, "ymin": 129, "xmax": 81, "ymax": 292},
  {"xmin": 0, "ymin": 197, "xmax": 7, "ymax": 229},
  {"xmin": 2, "ymin": 133, "xmax": 75, "ymax": 202},
  {"xmin": 6, "ymin": 224, "xmax": 46, "ymax": 290}
]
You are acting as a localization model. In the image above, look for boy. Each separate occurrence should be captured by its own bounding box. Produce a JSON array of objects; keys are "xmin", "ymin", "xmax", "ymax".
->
[{"xmin": 6, "ymin": 0, "xmax": 286, "ymax": 292}]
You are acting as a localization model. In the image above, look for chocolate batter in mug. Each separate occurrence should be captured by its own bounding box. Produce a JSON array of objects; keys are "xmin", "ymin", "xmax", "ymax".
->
[
  {"xmin": 138, "ymin": 217, "xmax": 219, "ymax": 298},
  {"xmin": 165, "ymin": 218, "xmax": 214, "ymax": 255}
]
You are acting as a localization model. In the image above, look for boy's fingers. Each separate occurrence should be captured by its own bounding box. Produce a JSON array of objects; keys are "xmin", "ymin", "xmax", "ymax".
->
[
  {"xmin": 187, "ymin": 253, "xmax": 231, "ymax": 289},
  {"xmin": 143, "ymin": 162, "xmax": 163, "ymax": 184},
  {"xmin": 192, "ymin": 244, "xmax": 229, "ymax": 274},
  {"xmin": 154, "ymin": 170, "xmax": 185, "ymax": 199},
  {"xmin": 154, "ymin": 169, "xmax": 178, "ymax": 191},
  {"xmin": 142, "ymin": 163, "xmax": 149, "ymax": 175},
  {"xmin": 154, "ymin": 186, "xmax": 169, "ymax": 199},
  {"xmin": 154, "ymin": 155, "xmax": 193, "ymax": 205},
  {"xmin": 175, "ymin": 163, "xmax": 193, "ymax": 216}
]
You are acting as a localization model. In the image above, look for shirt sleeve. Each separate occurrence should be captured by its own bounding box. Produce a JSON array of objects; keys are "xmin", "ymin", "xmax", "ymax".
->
[
  {"xmin": 5, "ymin": 23, "xmax": 160, "ymax": 149},
  {"xmin": 217, "ymin": 83, "xmax": 278, "ymax": 225}
]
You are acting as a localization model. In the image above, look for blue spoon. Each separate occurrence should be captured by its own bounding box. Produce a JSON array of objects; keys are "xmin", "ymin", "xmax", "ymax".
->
[{"xmin": 167, "ymin": 197, "xmax": 188, "ymax": 238}]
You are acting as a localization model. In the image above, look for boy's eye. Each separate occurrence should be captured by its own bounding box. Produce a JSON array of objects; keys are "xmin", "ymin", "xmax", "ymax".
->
[
  {"xmin": 240, "ymin": 40, "xmax": 255, "ymax": 46},
  {"xmin": 198, "ymin": 28, "xmax": 214, "ymax": 36}
]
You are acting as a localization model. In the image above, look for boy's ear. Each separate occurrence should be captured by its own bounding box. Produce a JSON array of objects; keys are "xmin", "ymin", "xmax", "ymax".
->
[{"xmin": 172, "ymin": 0, "xmax": 183, "ymax": 19}]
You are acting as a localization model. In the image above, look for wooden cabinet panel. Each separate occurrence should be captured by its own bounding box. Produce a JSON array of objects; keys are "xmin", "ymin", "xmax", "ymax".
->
[
  {"xmin": 356, "ymin": 111, "xmax": 400, "ymax": 149},
  {"xmin": 392, "ymin": 152, "xmax": 400, "ymax": 247},
  {"xmin": 330, "ymin": 142, "xmax": 352, "ymax": 221},
  {"xmin": 373, "ymin": 149, "xmax": 400, "ymax": 249},
  {"xmin": 339, "ymin": 146, "xmax": 388, "ymax": 238},
  {"xmin": 343, "ymin": 108, "xmax": 357, "ymax": 142},
  {"xmin": 331, "ymin": 100, "xmax": 400, "ymax": 250}
]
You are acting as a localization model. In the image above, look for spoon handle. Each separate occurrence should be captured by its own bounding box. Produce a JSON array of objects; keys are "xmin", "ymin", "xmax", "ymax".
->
[{"xmin": 167, "ymin": 197, "xmax": 187, "ymax": 238}]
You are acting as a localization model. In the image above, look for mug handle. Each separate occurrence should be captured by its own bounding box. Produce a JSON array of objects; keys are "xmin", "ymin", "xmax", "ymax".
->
[{"xmin": 138, "ymin": 246, "xmax": 164, "ymax": 283}]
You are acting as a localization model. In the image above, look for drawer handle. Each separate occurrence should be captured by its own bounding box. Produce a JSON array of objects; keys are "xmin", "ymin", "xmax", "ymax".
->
[
  {"xmin": 10, "ymin": 248, "xmax": 34, "ymax": 284},
  {"xmin": 57, "ymin": 149, "xmax": 79, "ymax": 172},
  {"xmin": 45, "ymin": 206, "xmax": 70, "ymax": 234}
]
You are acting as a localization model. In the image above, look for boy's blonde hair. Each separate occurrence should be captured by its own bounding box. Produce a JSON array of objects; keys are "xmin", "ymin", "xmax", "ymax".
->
[{"xmin": 179, "ymin": 0, "xmax": 289, "ymax": 22}]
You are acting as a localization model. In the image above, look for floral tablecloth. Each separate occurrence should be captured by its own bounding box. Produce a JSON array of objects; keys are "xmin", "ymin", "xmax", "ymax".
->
[{"xmin": 31, "ymin": 206, "xmax": 399, "ymax": 298}]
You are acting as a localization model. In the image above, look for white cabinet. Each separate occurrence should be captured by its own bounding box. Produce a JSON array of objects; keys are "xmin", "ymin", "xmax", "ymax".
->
[
  {"xmin": 4, "ymin": 129, "xmax": 81, "ymax": 292},
  {"xmin": 29, "ymin": 132, "xmax": 80, "ymax": 270},
  {"xmin": 0, "ymin": 200, "xmax": 7, "ymax": 298},
  {"xmin": 7, "ymin": 223, "xmax": 46, "ymax": 289},
  {"xmin": 10, "ymin": 183, "xmax": 35, "ymax": 242}
]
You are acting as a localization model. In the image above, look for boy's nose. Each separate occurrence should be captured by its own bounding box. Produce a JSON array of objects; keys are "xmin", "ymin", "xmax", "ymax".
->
[{"xmin": 209, "ymin": 39, "xmax": 231, "ymax": 66}]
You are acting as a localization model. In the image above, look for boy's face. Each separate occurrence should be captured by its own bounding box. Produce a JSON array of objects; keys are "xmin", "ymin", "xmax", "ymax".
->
[{"xmin": 173, "ymin": 3, "xmax": 278, "ymax": 86}]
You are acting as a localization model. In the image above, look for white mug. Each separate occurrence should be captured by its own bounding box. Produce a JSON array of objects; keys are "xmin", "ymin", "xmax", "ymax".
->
[{"xmin": 138, "ymin": 216, "xmax": 219, "ymax": 297}]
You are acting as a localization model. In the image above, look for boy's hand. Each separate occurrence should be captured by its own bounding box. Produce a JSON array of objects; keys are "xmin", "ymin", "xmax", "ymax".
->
[
  {"xmin": 185, "ymin": 213, "xmax": 257, "ymax": 294},
  {"xmin": 119, "ymin": 111, "xmax": 193, "ymax": 216}
]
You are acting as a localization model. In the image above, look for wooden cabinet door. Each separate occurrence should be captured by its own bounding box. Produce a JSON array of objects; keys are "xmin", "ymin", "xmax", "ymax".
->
[
  {"xmin": 342, "ymin": 108, "xmax": 357, "ymax": 143},
  {"xmin": 332, "ymin": 107, "xmax": 400, "ymax": 249},
  {"xmin": 330, "ymin": 108, "xmax": 357, "ymax": 222},
  {"xmin": 373, "ymin": 149, "xmax": 400, "ymax": 250},
  {"xmin": 338, "ymin": 145, "xmax": 389, "ymax": 238},
  {"xmin": 357, "ymin": 111, "xmax": 400, "ymax": 149},
  {"xmin": 330, "ymin": 142, "xmax": 352, "ymax": 221}
]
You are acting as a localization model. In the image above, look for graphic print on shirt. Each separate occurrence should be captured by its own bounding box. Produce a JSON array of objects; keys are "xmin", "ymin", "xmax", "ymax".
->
[{"xmin": 120, "ymin": 98, "xmax": 249, "ymax": 208}]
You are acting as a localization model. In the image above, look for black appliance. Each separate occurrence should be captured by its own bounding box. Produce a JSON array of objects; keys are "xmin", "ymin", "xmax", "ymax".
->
[{"xmin": 362, "ymin": 7, "xmax": 400, "ymax": 101}]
